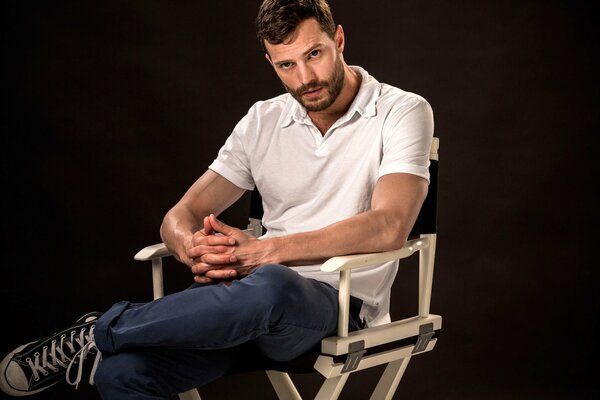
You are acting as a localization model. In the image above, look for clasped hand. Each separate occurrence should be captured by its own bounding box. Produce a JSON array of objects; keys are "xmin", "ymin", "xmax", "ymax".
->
[{"xmin": 187, "ymin": 214, "xmax": 263, "ymax": 284}]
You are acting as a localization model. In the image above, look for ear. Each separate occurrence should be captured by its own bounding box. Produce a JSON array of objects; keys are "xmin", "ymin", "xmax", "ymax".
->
[
  {"xmin": 334, "ymin": 24, "xmax": 345, "ymax": 53},
  {"xmin": 265, "ymin": 52, "xmax": 274, "ymax": 66}
]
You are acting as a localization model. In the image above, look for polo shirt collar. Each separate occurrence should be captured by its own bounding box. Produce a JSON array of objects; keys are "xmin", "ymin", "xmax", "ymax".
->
[{"xmin": 280, "ymin": 65, "xmax": 380, "ymax": 128}]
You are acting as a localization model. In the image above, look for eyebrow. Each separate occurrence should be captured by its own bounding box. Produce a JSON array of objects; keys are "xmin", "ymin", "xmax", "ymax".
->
[{"xmin": 272, "ymin": 42, "xmax": 326, "ymax": 66}]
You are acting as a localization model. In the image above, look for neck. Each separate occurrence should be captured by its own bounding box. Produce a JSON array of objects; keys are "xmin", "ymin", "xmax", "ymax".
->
[{"xmin": 308, "ymin": 65, "xmax": 361, "ymax": 134}]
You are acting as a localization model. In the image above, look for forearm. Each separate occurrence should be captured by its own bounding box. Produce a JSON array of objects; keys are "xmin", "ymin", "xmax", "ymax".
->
[
  {"xmin": 266, "ymin": 209, "xmax": 412, "ymax": 266},
  {"xmin": 192, "ymin": 210, "xmax": 406, "ymax": 279},
  {"xmin": 263, "ymin": 173, "xmax": 428, "ymax": 266}
]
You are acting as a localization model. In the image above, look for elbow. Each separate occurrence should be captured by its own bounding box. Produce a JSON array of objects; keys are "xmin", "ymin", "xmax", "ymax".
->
[
  {"xmin": 159, "ymin": 205, "xmax": 180, "ymax": 243},
  {"xmin": 380, "ymin": 217, "xmax": 410, "ymax": 251},
  {"xmin": 385, "ymin": 232, "xmax": 408, "ymax": 252},
  {"xmin": 159, "ymin": 214, "xmax": 171, "ymax": 243}
]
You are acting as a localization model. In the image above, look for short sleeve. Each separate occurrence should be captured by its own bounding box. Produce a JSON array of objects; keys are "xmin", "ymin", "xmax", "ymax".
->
[
  {"xmin": 208, "ymin": 111, "xmax": 256, "ymax": 191},
  {"xmin": 379, "ymin": 96, "xmax": 434, "ymax": 182}
]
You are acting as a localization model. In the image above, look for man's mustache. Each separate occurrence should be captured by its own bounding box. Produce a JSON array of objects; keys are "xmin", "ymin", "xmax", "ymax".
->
[{"xmin": 293, "ymin": 80, "xmax": 330, "ymax": 96}]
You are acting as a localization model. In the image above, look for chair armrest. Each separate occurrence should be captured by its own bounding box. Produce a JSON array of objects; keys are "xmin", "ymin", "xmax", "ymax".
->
[
  {"xmin": 322, "ymin": 237, "xmax": 431, "ymax": 337},
  {"xmin": 320, "ymin": 237, "xmax": 430, "ymax": 273},
  {"xmin": 134, "ymin": 243, "xmax": 171, "ymax": 261},
  {"xmin": 134, "ymin": 243, "xmax": 171, "ymax": 300}
]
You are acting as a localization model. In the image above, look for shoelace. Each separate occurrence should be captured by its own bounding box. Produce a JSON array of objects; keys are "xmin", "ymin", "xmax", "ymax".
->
[
  {"xmin": 66, "ymin": 325, "xmax": 102, "ymax": 389},
  {"xmin": 24, "ymin": 324, "xmax": 101, "ymax": 388}
]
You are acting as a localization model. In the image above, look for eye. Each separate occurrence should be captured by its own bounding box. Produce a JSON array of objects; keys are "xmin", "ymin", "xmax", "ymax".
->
[
  {"xmin": 279, "ymin": 62, "xmax": 293, "ymax": 70},
  {"xmin": 309, "ymin": 50, "xmax": 320, "ymax": 58}
]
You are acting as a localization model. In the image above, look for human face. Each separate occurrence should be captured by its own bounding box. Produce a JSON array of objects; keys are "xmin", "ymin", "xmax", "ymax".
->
[{"xmin": 265, "ymin": 18, "xmax": 345, "ymax": 112}]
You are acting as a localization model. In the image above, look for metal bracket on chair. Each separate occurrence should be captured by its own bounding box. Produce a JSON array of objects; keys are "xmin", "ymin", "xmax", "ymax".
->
[
  {"xmin": 247, "ymin": 217, "xmax": 263, "ymax": 237},
  {"xmin": 341, "ymin": 340, "xmax": 366, "ymax": 373},
  {"xmin": 412, "ymin": 323, "xmax": 435, "ymax": 354}
]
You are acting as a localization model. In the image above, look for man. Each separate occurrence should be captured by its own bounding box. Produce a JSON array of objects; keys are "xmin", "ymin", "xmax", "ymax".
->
[{"xmin": 0, "ymin": 0, "xmax": 434, "ymax": 398}]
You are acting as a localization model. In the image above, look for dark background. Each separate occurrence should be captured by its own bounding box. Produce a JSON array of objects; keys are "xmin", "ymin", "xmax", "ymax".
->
[{"xmin": 1, "ymin": 0, "xmax": 597, "ymax": 399}]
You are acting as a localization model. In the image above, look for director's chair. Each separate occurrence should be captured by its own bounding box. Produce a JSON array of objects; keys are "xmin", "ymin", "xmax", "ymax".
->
[{"xmin": 134, "ymin": 137, "xmax": 441, "ymax": 399}]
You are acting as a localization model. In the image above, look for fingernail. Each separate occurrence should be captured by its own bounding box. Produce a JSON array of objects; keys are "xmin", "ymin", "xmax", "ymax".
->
[
  {"xmin": 228, "ymin": 238, "xmax": 235, "ymax": 245},
  {"xmin": 230, "ymin": 255, "xmax": 237, "ymax": 262}
]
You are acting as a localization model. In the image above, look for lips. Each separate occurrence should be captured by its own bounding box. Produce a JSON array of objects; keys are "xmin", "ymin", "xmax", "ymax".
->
[{"xmin": 303, "ymin": 87, "xmax": 322, "ymax": 98}]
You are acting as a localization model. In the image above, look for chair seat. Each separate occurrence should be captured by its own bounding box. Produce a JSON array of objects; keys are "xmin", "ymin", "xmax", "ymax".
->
[{"xmin": 228, "ymin": 327, "xmax": 441, "ymax": 376}]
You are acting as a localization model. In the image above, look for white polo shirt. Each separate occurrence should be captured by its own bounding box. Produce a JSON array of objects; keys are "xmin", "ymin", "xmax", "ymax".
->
[{"xmin": 209, "ymin": 66, "xmax": 434, "ymax": 326}]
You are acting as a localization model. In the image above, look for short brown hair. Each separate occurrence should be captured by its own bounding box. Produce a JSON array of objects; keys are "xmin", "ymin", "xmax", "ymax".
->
[{"xmin": 256, "ymin": 0, "xmax": 336, "ymax": 50}]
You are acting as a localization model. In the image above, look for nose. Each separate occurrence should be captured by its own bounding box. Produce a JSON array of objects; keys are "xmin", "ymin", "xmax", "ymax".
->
[{"xmin": 297, "ymin": 63, "xmax": 316, "ymax": 86}]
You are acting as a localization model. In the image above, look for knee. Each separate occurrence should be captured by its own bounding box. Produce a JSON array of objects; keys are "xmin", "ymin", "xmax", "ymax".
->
[
  {"xmin": 254, "ymin": 263, "xmax": 295, "ymax": 280},
  {"xmin": 252, "ymin": 264, "xmax": 304, "ymax": 302}
]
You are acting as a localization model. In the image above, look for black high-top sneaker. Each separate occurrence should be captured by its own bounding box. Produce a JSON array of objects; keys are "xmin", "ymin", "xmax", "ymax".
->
[{"xmin": 0, "ymin": 311, "xmax": 103, "ymax": 396}]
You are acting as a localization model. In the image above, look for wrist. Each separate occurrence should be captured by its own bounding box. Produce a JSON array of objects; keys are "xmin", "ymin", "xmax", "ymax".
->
[{"xmin": 262, "ymin": 236, "xmax": 285, "ymax": 265}]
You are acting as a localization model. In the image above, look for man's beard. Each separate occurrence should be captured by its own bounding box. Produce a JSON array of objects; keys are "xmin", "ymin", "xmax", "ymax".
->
[{"xmin": 283, "ymin": 55, "xmax": 345, "ymax": 112}]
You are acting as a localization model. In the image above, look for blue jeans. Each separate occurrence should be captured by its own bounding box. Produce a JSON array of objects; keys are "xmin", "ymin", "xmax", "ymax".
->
[{"xmin": 93, "ymin": 264, "xmax": 363, "ymax": 399}]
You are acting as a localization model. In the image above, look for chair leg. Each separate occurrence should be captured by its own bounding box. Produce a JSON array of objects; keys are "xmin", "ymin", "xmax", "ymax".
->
[
  {"xmin": 369, "ymin": 357, "xmax": 411, "ymax": 400},
  {"xmin": 266, "ymin": 371, "xmax": 302, "ymax": 400},
  {"xmin": 314, "ymin": 374, "xmax": 349, "ymax": 400},
  {"xmin": 178, "ymin": 389, "xmax": 201, "ymax": 400}
]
